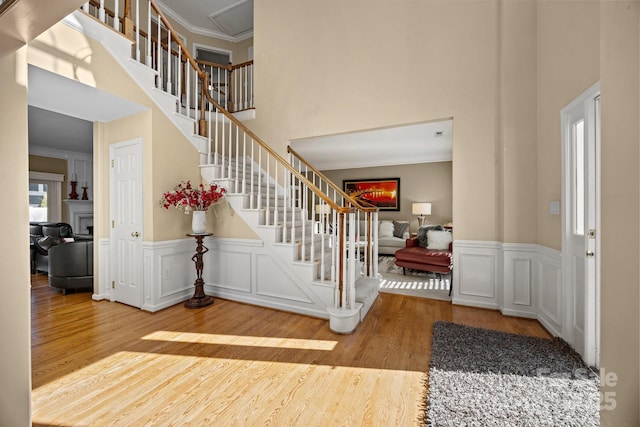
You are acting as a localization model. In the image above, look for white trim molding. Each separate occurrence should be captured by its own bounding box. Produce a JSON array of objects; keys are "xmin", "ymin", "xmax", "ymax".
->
[
  {"xmin": 452, "ymin": 240, "xmax": 502, "ymax": 310},
  {"xmin": 502, "ymin": 243, "xmax": 538, "ymax": 319}
]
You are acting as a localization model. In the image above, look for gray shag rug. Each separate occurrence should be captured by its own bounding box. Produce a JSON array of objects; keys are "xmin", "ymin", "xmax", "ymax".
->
[{"xmin": 426, "ymin": 322, "xmax": 599, "ymax": 426}]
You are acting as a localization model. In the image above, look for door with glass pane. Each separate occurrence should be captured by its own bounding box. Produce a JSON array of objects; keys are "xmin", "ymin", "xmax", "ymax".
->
[{"xmin": 562, "ymin": 83, "xmax": 600, "ymax": 367}]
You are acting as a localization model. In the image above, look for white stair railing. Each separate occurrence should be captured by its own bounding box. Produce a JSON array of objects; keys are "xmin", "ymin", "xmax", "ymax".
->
[{"xmin": 81, "ymin": 0, "xmax": 253, "ymax": 117}]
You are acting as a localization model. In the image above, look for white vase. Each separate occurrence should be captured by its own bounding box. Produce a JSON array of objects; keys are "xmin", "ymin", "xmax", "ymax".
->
[{"xmin": 191, "ymin": 210, "xmax": 207, "ymax": 234}]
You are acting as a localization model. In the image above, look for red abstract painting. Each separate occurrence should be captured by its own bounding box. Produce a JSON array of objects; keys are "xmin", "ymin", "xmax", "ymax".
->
[{"xmin": 343, "ymin": 178, "xmax": 400, "ymax": 211}]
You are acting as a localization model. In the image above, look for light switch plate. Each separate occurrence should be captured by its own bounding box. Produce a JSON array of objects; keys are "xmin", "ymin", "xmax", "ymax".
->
[{"xmin": 549, "ymin": 201, "xmax": 560, "ymax": 215}]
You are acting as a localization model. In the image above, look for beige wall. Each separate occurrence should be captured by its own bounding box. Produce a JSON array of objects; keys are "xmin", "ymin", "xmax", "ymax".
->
[
  {"xmin": 252, "ymin": 0, "xmax": 501, "ymax": 242},
  {"xmin": 29, "ymin": 154, "xmax": 69, "ymax": 221},
  {"xmin": 322, "ymin": 162, "xmax": 452, "ymax": 231},
  {"xmin": 599, "ymin": 2, "xmax": 640, "ymax": 425},
  {"xmin": 536, "ymin": 1, "xmax": 601, "ymax": 250},
  {"xmin": 498, "ymin": 0, "xmax": 538, "ymax": 244},
  {"xmin": 0, "ymin": 48, "xmax": 32, "ymax": 426}
]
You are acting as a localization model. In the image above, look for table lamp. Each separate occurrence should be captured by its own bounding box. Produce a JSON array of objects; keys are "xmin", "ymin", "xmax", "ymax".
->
[{"xmin": 412, "ymin": 202, "xmax": 432, "ymax": 227}]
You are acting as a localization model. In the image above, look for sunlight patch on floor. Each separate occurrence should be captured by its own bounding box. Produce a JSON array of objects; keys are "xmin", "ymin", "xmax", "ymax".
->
[
  {"xmin": 32, "ymin": 351, "xmax": 425, "ymax": 425},
  {"xmin": 141, "ymin": 331, "xmax": 338, "ymax": 350},
  {"xmin": 380, "ymin": 278, "xmax": 451, "ymax": 291}
]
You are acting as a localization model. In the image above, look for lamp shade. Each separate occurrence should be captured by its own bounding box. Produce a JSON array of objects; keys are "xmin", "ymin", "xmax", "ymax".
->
[{"xmin": 412, "ymin": 202, "xmax": 432, "ymax": 216}]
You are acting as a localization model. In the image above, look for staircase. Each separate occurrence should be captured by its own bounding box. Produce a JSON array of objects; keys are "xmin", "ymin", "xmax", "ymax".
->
[{"xmin": 68, "ymin": 1, "xmax": 380, "ymax": 333}]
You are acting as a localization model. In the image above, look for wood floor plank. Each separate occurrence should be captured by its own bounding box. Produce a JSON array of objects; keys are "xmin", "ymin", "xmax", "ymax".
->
[{"xmin": 31, "ymin": 274, "xmax": 551, "ymax": 426}]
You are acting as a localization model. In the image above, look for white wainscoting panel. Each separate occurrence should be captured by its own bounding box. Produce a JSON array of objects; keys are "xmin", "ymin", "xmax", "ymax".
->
[
  {"xmin": 142, "ymin": 239, "xmax": 196, "ymax": 312},
  {"xmin": 452, "ymin": 241, "xmax": 501, "ymax": 309},
  {"xmin": 502, "ymin": 243, "xmax": 538, "ymax": 318},
  {"xmin": 93, "ymin": 238, "xmax": 111, "ymax": 301},
  {"xmin": 537, "ymin": 246, "xmax": 563, "ymax": 337},
  {"xmin": 206, "ymin": 248, "xmax": 253, "ymax": 293}
]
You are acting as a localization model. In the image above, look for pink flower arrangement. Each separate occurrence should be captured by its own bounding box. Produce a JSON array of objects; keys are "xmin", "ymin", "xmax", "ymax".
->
[{"xmin": 160, "ymin": 180, "xmax": 226, "ymax": 214}]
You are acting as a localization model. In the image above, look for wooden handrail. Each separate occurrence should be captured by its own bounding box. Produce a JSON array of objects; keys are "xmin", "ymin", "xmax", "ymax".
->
[
  {"xmin": 287, "ymin": 146, "xmax": 378, "ymax": 213},
  {"xmin": 232, "ymin": 60, "xmax": 254, "ymax": 70}
]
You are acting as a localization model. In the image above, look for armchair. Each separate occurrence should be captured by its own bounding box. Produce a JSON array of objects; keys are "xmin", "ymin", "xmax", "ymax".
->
[
  {"xmin": 30, "ymin": 222, "xmax": 72, "ymax": 274},
  {"xmin": 48, "ymin": 240, "xmax": 94, "ymax": 294}
]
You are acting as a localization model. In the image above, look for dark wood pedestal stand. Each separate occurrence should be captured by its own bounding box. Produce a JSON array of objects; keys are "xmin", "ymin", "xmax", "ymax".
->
[{"xmin": 184, "ymin": 233, "xmax": 214, "ymax": 308}]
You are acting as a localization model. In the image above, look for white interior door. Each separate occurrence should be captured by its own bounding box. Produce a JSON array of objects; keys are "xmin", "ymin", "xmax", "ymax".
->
[
  {"xmin": 562, "ymin": 83, "xmax": 600, "ymax": 367},
  {"xmin": 110, "ymin": 139, "xmax": 143, "ymax": 308}
]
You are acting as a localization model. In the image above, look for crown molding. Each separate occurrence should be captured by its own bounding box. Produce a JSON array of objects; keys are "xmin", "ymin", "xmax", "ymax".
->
[
  {"xmin": 29, "ymin": 145, "xmax": 92, "ymax": 161},
  {"xmin": 155, "ymin": 0, "xmax": 253, "ymax": 43}
]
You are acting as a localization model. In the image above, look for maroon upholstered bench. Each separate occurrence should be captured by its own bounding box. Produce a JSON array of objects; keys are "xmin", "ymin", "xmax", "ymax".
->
[{"xmin": 394, "ymin": 237, "xmax": 453, "ymax": 295}]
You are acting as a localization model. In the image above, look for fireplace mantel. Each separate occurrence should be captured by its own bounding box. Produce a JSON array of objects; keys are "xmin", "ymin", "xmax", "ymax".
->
[{"xmin": 64, "ymin": 199, "xmax": 93, "ymax": 234}]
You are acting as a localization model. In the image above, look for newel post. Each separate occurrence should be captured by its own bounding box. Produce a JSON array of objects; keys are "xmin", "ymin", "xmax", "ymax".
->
[{"xmin": 123, "ymin": 0, "xmax": 135, "ymax": 40}]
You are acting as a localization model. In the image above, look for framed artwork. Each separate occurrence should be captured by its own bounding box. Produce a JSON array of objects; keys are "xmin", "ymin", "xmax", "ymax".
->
[{"xmin": 343, "ymin": 178, "xmax": 400, "ymax": 211}]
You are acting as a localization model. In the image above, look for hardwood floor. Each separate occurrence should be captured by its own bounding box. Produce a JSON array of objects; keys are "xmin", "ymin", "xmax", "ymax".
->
[{"xmin": 31, "ymin": 274, "xmax": 550, "ymax": 426}]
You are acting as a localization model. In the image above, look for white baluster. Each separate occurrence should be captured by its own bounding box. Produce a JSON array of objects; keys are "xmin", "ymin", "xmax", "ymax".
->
[
  {"xmin": 282, "ymin": 169, "xmax": 288, "ymax": 243},
  {"xmin": 99, "ymin": 0, "xmax": 106, "ymax": 22},
  {"xmin": 274, "ymin": 162, "xmax": 279, "ymax": 227},
  {"xmin": 113, "ymin": 0, "xmax": 119, "ymax": 31},
  {"xmin": 156, "ymin": 13, "xmax": 161, "ymax": 87},
  {"xmin": 133, "ymin": 0, "xmax": 139, "ymax": 61},
  {"xmin": 250, "ymin": 141, "xmax": 255, "ymax": 209},
  {"xmin": 227, "ymin": 118, "xmax": 232, "ymax": 179},
  {"xmin": 244, "ymin": 65, "xmax": 249, "ymax": 109},
  {"xmin": 221, "ymin": 111, "xmax": 225, "ymax": 174},
  {"xmin": 82, "ymin": 2, "xmax": 89, "ymax": 13},
  {"xmin": 266, "ymin": 155, "xmax": 270, "ymax": 225},
  {"xmin": 185, "ymin": 64, "xmax": 191, "ymax": 115},
  {"xmin": 249, "ymin": 63, "xmax": 254, "ymax": 108},
  {"xmin": 177, "ymin": 48, "xmax": 182, "ymax": 111},
  {"xmin": 207, "ymin": 103, "xmax": 212, "ymax": 164},
  {"xmin": 235, "ymin": 125, "xmax": 240, "ymax": 193},
  {"xmin": 242, "ymin": 134, "xmax": 247, "ymax": 193},
  {"xmin": 257, "ymin": 147, "xmax": 262, "ymax": 210},
  {"xmin": 214, "ymin": 109, "xmax": 219, "ymax": 165},
  {"xmin": 166, "ymin": 31, "xmax": 172, "ymax": 94},
  {"xmin": 146, "ymin": 1, "xmax": 151, "ymax": 65}
]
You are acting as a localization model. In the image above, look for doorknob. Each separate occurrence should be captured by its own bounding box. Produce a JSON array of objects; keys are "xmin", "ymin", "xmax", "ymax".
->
[
  {"xmin": 131, "ymin": 232, "xmax": 139, "ymax": 238},
  {"xmin": 586, "ymin": 250, "xmax": 595, "ymax": 257}
]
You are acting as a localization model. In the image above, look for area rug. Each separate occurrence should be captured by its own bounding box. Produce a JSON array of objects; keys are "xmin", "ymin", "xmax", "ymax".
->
[
  {"xmin": 425, "ymin": 322, "xmax": 599, "ymax": 426},
  {"xmin": 378, "ymin": 256, "xmax": 451, "ymax": 300}
]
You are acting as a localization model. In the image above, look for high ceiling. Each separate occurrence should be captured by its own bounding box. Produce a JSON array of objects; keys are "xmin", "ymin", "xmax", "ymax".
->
[
  {"xmin": 157, "ymin": 0, "xmax": 253, "ymax": 41},
  {"xmin": 28, "ymin": 2, "xmax": 452, "ymax": 168}
]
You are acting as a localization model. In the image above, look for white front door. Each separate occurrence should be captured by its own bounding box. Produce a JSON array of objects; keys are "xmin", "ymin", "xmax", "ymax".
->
[
  {"xmin": 110, "ymin": 139, "xmax": 144, "ymax": 308},
  {"xmin": 562, "ymin": 83, "xmax": 600, "ymax": 367}
]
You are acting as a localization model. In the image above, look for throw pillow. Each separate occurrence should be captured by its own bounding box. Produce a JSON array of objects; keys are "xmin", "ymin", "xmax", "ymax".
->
[
  {"xmin": 379, "ymin": 221, "xmax": 394, "ymax": 237},
  {"xmin": 427, "ymin": 230, "xmax": 453, "ymax": 250},
  {"xmin": 417, "ymin": 225, "xmax": 444, "ymax": 247},
  {"xmin": 392, "ymin": 220, "xmax": 410, "ymax": 239}
]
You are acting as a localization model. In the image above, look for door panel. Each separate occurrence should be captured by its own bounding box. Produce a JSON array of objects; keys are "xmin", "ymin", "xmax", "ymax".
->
[{"xmin": 111, "ymin": 139, "xmax": 143, "ymax": 308}]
